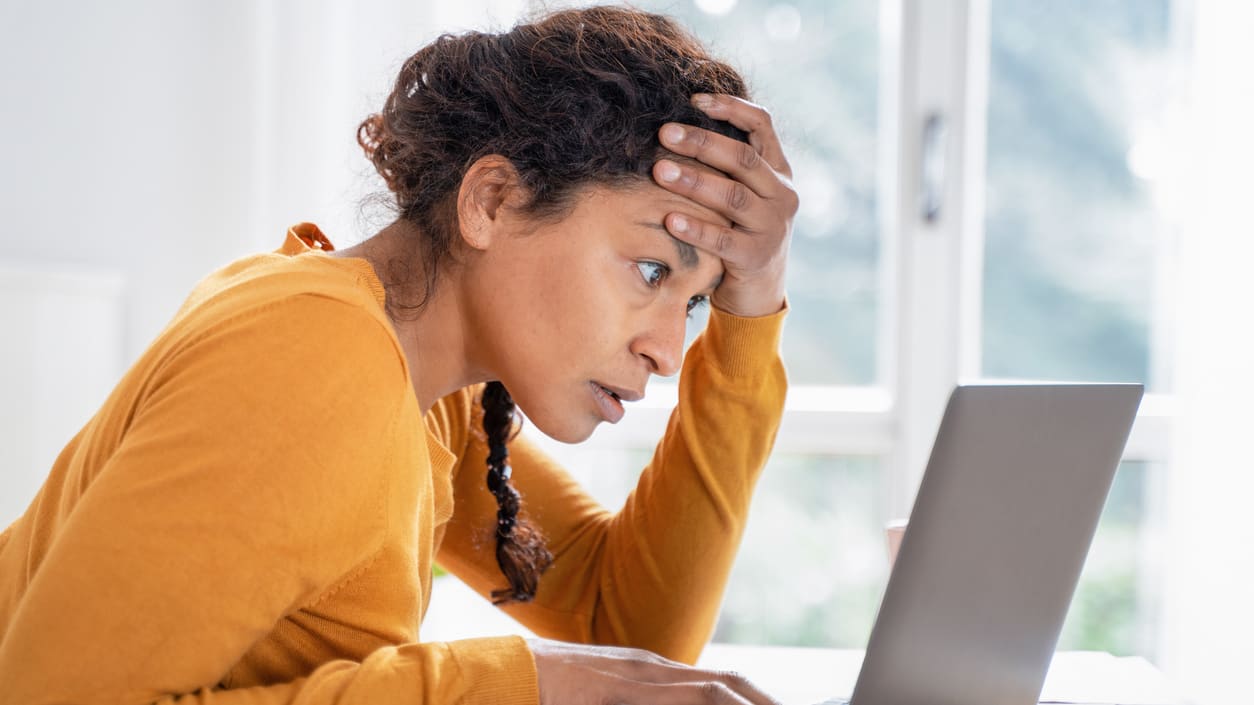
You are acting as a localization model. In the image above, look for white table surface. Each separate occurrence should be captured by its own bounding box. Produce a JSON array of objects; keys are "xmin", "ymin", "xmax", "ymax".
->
[
  {"xmin": 697, "ymin": 643, "xmax": 1190, "ymax": 705},
  {"xmin": 423, "ymin": 579, "xmax": 1190, "ymax": 704}
]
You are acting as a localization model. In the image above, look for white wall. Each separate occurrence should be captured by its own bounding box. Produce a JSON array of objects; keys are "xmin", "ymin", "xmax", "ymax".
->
[
  {"xmin": 0, "ymin": 1, "xmax": 267, "ymax": 523},
  {"xmin": 1162, "ymin": 2, "xmax": 1254, "ymax": 702},
  {"xmin": 0, "ymin": 0, "xmax": 525, "ymax": 524},
  {"xmin": 1, "ymin": 1, "xmax": 267, "ymax": 350}
]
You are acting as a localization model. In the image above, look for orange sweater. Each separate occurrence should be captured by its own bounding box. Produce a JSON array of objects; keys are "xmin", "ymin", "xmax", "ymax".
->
[{"xmin": 0, "ymin": 223, "xmax": 787, "ymax": 704}]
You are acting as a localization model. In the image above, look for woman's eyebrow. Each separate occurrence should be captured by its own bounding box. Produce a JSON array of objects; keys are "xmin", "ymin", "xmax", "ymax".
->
[
  {"xmin": 633, "ymin": 220, "xmax": 722, "ymax": 293},
  {"xmin": 634, "ymin": 220, "xmax": 699, "ymax": 269}
]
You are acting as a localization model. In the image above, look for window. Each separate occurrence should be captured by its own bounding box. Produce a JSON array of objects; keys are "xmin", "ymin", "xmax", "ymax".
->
[
  {"xmin": 981, "ymin": 0, "xmax": 1177, "ymax": 391},
  {"xmin": 668, "ymin": 0, "xmax": 884, "ymax": 386},
  {"xmin": 978, "ymin": 1, "xmax": 1185, "ymax": 659}
]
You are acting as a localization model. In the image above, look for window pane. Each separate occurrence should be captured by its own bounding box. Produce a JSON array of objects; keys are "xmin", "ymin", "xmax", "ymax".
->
[
  {"xmin": 1058, "ymin": 460, "xmax": 1163, "ymax": 659},
  {"xmin": 635, "ymin": 0, "xmax": 882, "ymax": 385},
  {"xmin": 715, "ymin": 454, "xmax": 885, "ymax": 647},
  {"xmin": 550, "ymin": 445, "xmax": 887, "ymax": 647},
  {"xmin": 982, "ymin": 0, "xmax": 1183, "ymax": 391}
]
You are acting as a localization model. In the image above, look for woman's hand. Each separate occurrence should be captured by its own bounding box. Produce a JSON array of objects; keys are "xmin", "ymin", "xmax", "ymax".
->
[
  {"xmin": 653, "ymin": 94, "xmax": 798, "ymax": 318},
  {"xmin": 529, "ymin": 638, "xmax": 781, "ymax": 705}
]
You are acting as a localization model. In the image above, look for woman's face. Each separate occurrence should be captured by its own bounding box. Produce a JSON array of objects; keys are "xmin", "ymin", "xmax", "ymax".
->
[{"xmin": 464, "ymin": 181, "xmax": 727, "ymax": 443}]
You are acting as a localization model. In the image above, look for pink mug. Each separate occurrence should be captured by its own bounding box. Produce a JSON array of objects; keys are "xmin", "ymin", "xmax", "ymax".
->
[{"xmin": 885, "ymin": 519, "xmax": 908, "ymax": 569}]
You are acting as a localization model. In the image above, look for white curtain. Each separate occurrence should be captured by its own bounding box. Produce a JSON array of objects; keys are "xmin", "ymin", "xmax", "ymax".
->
[{"xmin": 1163, "ymin": 2, "xmax": 1254, "ymax": 703}]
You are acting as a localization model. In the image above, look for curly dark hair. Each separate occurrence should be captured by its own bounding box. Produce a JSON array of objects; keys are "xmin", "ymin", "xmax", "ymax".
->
[{"xmin": 357, "ymin": 5, "xmax": 751, "ymax": 604}]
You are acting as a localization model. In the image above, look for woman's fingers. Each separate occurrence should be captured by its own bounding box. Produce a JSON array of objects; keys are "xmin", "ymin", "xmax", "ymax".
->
[
  {"xmin": 631, "ymin": 666, "xmax": 784, "ymax": 705},
  {"xmin": 601, "ymin": 648, "xmax": 780, "ymax": 705},
  {"xmin": 652, "ymin": 159, "xmax": 771, "ymax": 233},
  {"xmin": 529, "ymin": 639, "xmax": 783, "ymax": 705},
  {"xmin": 665, "ymin": 211, "xmax": 742, "ymax": 261},
  {"xmin": 659, "ymin": 122, "xmax": 781, "ymax": 198},
  {"xmin": 619, "ymin": 676, "xmax": 756, "ymax": 705},
  {"xmin": 690, "ymin": 94, "xmax": 791, "ymax": 178},
  {"xmin": 648, "ymin": 93, "xmax": 797, "ymax": 318},
  {"xmin": 588, "ymin": 658, "xmax": 763, "ymax": 705}
]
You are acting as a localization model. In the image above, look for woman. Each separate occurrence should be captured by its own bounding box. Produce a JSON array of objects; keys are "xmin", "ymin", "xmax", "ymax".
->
[{"xmin": 0, "ymin": 5, "xmax": 795, "ymax": 704}]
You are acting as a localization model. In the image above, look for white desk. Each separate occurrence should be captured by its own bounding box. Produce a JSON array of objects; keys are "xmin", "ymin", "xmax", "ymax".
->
[
  {"xmin": 697, "ymin": 643, "xmax": 1190, "ymax": 705},
  {"xmin": 423, "ymin": 579, "xmax": 1191, "ymax": 703}
]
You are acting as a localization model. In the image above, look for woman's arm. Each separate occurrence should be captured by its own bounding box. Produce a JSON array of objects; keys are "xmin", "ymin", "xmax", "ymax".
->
[
  {"xmin": 435, "ymin": 300, "xmax": 787, "ymax": 663},
  {"xmin": 0, "ymin": 295, "xmax": 532, "ymax": 705}
]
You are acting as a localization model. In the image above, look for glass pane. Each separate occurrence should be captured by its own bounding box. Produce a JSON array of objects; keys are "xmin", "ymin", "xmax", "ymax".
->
[
  {"xmin": 551, "ymin": 445, "xmax": 887, "ymax": 646},
  {"xmin": 631, "ymin": 0, "xmax": 882, "ymax": 386},
  {"xmin": 982, "ymin": 0, "xmax": 1184, "ymax": 391},
  {"xmin": 715, "ymin": 454, "xmax": 885, "ymax": 647},
  {"xmin": 539, "ymin": 445, "xmax": 657, "ymax": 512},
  {"xmin": 1058, "ymin": 460, "xmax": 1163, "ymax": 659}
]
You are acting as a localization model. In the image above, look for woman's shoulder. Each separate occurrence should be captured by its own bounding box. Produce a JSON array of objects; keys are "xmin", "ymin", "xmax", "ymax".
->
[
  {"xmin": 134, "ymin": 236, "xmax": 407, "ymax": 400},
  {"xmin": 167, "ymin": 227, "xmax": 389, "ymax": 339},
  {"xmin": 181, "ymin": 249, "xmax": 384, "ymax": 331}
]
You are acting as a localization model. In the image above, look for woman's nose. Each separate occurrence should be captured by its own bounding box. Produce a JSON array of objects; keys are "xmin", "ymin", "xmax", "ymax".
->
[{"xmin": 630, "ymin": 309, "xmax": 686, "ymax": 377}]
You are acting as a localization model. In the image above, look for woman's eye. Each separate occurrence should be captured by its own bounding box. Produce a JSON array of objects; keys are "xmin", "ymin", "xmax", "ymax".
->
[
  {"xmin": 687, "ymin": 295, "xmax": 709, "ymax": 318},
  {"xmin": 636, "ymin": 261, "xmax": 668, "ymax": 288}
]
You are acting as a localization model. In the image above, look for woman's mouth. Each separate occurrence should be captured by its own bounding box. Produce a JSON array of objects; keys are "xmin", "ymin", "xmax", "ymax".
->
[{"xmin": 590, "ymin": 381, "xmax": 625, "ymax": 423}]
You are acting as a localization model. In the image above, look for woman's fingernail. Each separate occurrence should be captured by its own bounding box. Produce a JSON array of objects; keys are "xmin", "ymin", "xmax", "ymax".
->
[
  {"xmin": 658, "ymin": 161, "xmax": 681, "ymax": 182},
  {"xmin": 692, "ymin": 94, "xmax": 714, "ymax": 109},
  {"xmin": 661, "ymin": 124, "xmax": 685, "ymax": 144},
  {"xmin": 671, "ymin": 215, "xmax": 689, "ymax": 233}
]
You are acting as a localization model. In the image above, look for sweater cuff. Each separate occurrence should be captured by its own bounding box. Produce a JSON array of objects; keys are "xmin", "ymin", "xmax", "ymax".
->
[
  {"xmin": 702, "ymin": 297, "xmax": 789, "ymax": 378},
  {"xmin": 447, "ymin": 635, "xmax": 538, "ymax": 705}
]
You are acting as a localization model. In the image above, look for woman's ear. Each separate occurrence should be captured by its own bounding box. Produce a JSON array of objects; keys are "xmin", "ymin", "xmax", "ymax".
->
[{"xmin": 457, "ymin": 155, "xmax": 526, "ymax": 251}]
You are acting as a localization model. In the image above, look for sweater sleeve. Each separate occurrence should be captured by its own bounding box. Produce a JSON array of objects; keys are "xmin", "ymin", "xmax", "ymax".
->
[
  {"xmin": 143, "ymin": 638, "xmax": 536, "ymax": 705},
  {"xmin": 0, "ymin": 294, "xmax": 535, "ymax": 705},
  {"xmin": 435, "ymin": 302, "xmax": 788, "ymax": 664}
]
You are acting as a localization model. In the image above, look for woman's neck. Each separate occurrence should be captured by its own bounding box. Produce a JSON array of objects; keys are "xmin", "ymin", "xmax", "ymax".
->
[{"xmin": 331, "ymin": 222, "xmax": 489, "ymax": 415}]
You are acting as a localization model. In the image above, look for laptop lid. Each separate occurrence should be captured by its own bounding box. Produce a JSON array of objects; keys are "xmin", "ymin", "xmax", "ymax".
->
[{"xmin": 849, "ymin": 383, "xmax": 1143, "ymax": 705}]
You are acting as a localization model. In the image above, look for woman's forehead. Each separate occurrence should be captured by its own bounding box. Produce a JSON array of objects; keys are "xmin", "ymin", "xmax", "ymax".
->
[{"xmin": 581, "ymin": 180, "xmax": 731, "ymax": 227}]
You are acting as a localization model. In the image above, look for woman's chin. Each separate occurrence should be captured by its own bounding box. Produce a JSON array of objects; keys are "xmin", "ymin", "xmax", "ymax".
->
[{"xmin": 519, "ymin": 405, "xmax": 598, "ymax": 445}]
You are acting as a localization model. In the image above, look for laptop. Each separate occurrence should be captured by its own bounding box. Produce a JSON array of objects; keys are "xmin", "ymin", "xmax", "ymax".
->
[{"xmin": 825, "ymin": 382, "xmax": 1144, "ymax": 705}]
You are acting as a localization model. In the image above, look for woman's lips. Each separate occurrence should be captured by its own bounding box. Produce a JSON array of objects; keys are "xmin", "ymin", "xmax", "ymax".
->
[{"xmin": 590, "ymin": 381, "xmax": 625, "ymax": 423}]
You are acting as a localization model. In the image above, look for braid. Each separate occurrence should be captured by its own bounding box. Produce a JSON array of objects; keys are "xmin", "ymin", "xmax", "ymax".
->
[{"xmin": 481, "ymin": 381, "xmax": 553, "ymax": 604}]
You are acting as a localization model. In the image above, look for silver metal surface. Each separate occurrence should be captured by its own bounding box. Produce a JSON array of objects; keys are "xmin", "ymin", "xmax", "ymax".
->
[{"xmin": 849, "ymin": 383, "xmax": 1143, "ymax": 705}]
